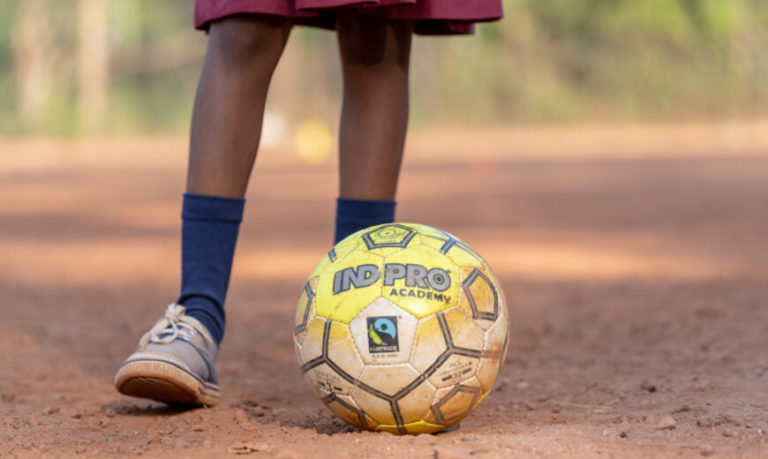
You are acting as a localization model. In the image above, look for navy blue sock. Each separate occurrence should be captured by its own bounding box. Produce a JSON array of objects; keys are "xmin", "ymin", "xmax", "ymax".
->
[
  {"xmin": 177, "ymin": 193, "xmax": 244, "ymax": 345},
  {"xmin": 334, "ymin": 197, "xmax": 396, "ymax": 244}
]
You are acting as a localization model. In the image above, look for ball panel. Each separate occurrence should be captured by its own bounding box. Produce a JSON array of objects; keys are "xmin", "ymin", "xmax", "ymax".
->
[
  {"xmin": 427, "ymin": 353, "xmax": 480, "ymax": 389},
  {"xmin": 396, "ymin": 380, "xmax": 437, "ymax": 424},
  {"xmin": 408, "ymin": 223, "xmax": 450, "ymax": 238},
  {"xmin": 485, "ymin": 265, "xmax": 507, "ymax": 318},
  {"xmin": 402, "ymin": 225, "xmax": 456, "ymax": 255},
  {"xmin": 323, "ymin": 393, "xmax": 368, "ymax": 431},
  {"xmin": 442, "ymin": 308, "xmax": 485, "ymax": 351},
  {"xmin": 294, "ymin": 278, "xmax": 316, "ymax": 333},
  {"xmin": 360, "ymin": 223, "xmax": 418, "ymax": 252},
  {"xmin": 363, "ymin": 413, "xmax": 379, "ymax": 431},
  {"xmin": 302, "ymin": 372, "xmax": 324, "ymax": 400},
  {"xmin": 409, "ymin": 314, "xmax": 448, "ymax": 374},
  {"xmin": 403, "ymin": 420, "xmax": 444, "ymax": 435},
  {"xmin": 426, "ymin": 377, "xmax": 482, "ymax": 425},
  {"xmin": 350, "ymin": 388, "xmax": 396, "ymax": 426},
  {"xmin": 443, "ymin": 241, "xmax": 486, "ymax": 269},
  {"xmin": 484, "ymin": 311, "xmax": 509, "ymax": 360},
  {"xmin": 315, "ymin": 249, "xmax": 385, "ymax": 324},
  {"xmin": 299, "ymin": 317, "xmax": 327, "ymax": 363},
  {"xmin": 377, "ymin": 420, "xmax": 445, "ymax": 435},
  {"xmin": 414, "ymin": 233, "xmax": 452, "ymax": 254},
  {"xmin": 305, "ymin": 362, "xmax": 358, "ymax": 399},
  {"xmin": 406, "ymin": 223, "xmax": 469, "ymax": 256},
  {"xmin": 375, "ymin": 424, "xmax": 401, "ymax": 434},
  {"xmin": 348, "ymin": 297, "xmax": 418, "ymax": 365},
  {"xmin": 476, "ymin": 356, "xmax": 505, "ymax": 396},
  {"xmin": 459, "ymin": 266, "xmax": 500, "ymax": 328},
  {"xmin": 476, "ymin": 312, "xmax": 509, "ymax": 394},
  {"xmin": 326, "ymin": 320, "xmax": 365, "ymax": 380},
  {"xmin": 292, "ymin": 333, "xmax": 303, "ymax": 366},
  {"xmin": 357, "ymin": 363, "xmax": 420, "ymax": 397}
]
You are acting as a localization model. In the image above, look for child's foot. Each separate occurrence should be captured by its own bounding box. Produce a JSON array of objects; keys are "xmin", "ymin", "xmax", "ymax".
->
[{"xmin": 114, "ymin": 304, "xmax": 221, "ymax": 407}]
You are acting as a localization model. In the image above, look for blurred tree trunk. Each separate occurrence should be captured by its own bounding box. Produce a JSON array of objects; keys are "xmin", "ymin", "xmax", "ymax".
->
[
  {"xmin": 13, "ymin": 0, "xmax": 55, "ymax": 128},
  {"xmin": 78, "ymin": 0, "xmax": 110, "ymax": 133}
]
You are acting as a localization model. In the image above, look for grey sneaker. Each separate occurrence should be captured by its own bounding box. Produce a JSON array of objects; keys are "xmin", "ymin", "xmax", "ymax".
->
[{"xmin": 114, "ymin": 304, "xmax": 220, "ymax": 407}]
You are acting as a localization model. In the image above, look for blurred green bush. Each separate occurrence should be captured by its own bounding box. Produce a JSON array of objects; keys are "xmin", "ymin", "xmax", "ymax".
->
[{"xmin": 0, "ymin": 0, "xmax": 766, "ymax": 135}]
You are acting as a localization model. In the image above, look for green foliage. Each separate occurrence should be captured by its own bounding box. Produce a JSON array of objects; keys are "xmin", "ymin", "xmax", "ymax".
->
[
  {"xmin": 472, "ymin": 0, "xmax": 768, "ymax": 122},
  {"xmin": 0, "ymin": 1, "xmax": 24, "ymax": 131}
]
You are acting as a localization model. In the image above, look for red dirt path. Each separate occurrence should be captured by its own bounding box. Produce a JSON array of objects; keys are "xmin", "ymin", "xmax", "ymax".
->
[{"xmin": 2, "ymin": 126, "xmax": 768, "ymax": 457}]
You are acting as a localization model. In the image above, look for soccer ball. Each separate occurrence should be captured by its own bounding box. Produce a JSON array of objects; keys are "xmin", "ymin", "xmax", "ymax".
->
[{"xmin": 293, "ymin": 223, "xmax": 508, "ymax": 434}]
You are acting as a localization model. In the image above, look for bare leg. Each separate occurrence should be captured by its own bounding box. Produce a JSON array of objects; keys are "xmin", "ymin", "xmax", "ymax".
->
[
  {"xmin": 187, "ymin": 15, "xmax": 292, "ymax": 198},
  {"xmin": 336, "ymin": 12, "xmax": 413, "ymax": 200}
]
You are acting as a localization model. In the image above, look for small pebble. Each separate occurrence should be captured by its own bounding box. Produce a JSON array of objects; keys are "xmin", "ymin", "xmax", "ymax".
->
[
  {"xmin": 234, "ymin": 409, "xmax": 249, "ymax": 426},
  {"xmin": 521, "ymin": 402, "xmax": 535, "ymax": 411},
  {"xmin": 657, "ymin": 415, "xmax": 676, "ymax": 430},
  {"xmin": 723, "ymin": 414, "xmax": 742, "ymax": 426},
  {"xmin": 674, "ymin": 404, "xmax": 691, "ymax": 413},
  {"xmin": 640, "ymin": 379, "xmax": 657, "ymax": 393}
]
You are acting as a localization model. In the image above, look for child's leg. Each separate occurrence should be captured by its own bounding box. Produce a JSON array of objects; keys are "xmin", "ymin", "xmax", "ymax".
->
[
  {"xmin": 188, "ymin": 15, "xmax": 292, "ymax": 198},
  {"xmin": 179, "ymin": 16, "xmax": 292, "ymax": 346},
  {"xmin": 178, "ymin": 15, "xmax": 292, "ymax": 346},
  {"xmin": 115, "ymin": 15, "xmax": 292, "ymax": 407},
  {"xmin": 334, "ymin": 12, "xmax": 413, "ymax": 242}
]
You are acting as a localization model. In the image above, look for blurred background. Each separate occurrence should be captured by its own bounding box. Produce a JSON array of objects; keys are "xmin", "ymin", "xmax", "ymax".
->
[
  {"xmin": 3, "ymin": 2, "xmax": 768, "ymax": 455},
  {"xmin": 2, "ymin": 0, "xmax": 767, "ymax": 140}
]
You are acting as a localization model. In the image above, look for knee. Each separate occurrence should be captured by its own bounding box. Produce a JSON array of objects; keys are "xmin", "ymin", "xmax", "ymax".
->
[
  {"xmin": 208, "ymin": 15, "xmax": 292, "ymax": 69},
  {"xmin": 337, "ymin": 13, "xmax": 412, "ymax": 70}
]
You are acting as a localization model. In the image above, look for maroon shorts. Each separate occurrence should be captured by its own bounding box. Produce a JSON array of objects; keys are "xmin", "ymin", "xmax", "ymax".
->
[{"xmin": 195, "ymin": 0, "xmax": 503, "ymax": 35}]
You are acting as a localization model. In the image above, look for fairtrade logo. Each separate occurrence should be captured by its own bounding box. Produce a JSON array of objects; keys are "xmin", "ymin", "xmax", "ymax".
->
[{"xmin": 367, "ymin": 316, "xmax": 399, "ymax": 353}]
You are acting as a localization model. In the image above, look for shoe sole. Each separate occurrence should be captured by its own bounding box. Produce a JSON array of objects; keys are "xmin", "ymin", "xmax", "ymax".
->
[{"xmin": 115, "ymin": 359, "xmax": 220, "ymax": 407}]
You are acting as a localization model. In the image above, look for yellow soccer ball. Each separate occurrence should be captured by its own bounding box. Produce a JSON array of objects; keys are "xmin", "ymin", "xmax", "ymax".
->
[{"xmin": 293, "ymin": 223, "xmax": 509, "ymax": 434}]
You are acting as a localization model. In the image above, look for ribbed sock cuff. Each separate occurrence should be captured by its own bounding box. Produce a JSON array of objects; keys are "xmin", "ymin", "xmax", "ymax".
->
[
  {"xmin": 334, "ymin": 197, "xmax": 396, "ymax": 243},
  {"xmin": 181, "ymin": 193, "xmax": 245, "ymax": 223},
  {"xmin": 178, "ymin": 193, "xmax": 245, "ymax": 345}
]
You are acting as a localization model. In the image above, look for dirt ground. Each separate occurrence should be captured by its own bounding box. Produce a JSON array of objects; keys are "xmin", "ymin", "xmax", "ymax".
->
[{"xmin": 2, "ymin": 124, "xmax": 768, "ymax": 457}]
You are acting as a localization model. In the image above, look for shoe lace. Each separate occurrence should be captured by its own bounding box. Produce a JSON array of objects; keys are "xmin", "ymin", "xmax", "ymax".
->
[{"xmin": 138, "ymin": 303, "xmax": 214, "ymax": 349}]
